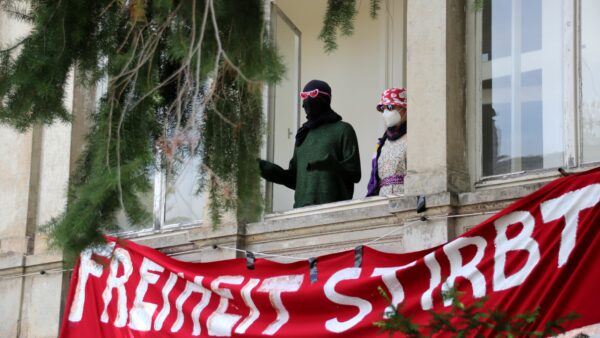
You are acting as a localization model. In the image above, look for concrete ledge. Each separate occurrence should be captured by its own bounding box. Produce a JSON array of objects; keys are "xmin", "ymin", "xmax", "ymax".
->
[
  {"xmin": 388, "ymin": 192, "xmax": 456, "ymax": 213},
  {"xmin": 109, "ymin": 181, "xmax": 551, "ymax": 262},
  {"xmin": 247, "ymin": 222, "xmax": 401, "ymax": 255},
  {"xmin": 0, "ymin": 253, "xmax": 24, "ymax": 270},
  {"xmin": 187, "ymin": 223, "xmax": 238, "ymax": 242},
  {"xmin": 24, "ymin": 253, "xmax": 62, "ymax": 267},
  {"xmin": 459, "ymin": 183, "xmax": 546, "ymax": 206},
  {"xmin": 404, "ymin": 170, "xmax": 449, "ymax": 196},
  {"xmin": 173, "ymin": 243, "xmax": 239, "ymax": 263},
  {"xmin": 132, "ymin": 231, "xmax": 192, "ymax": 249},
  {"xmin": 249, "ymin": 198, "xmax": 391, "ymax": 234}
]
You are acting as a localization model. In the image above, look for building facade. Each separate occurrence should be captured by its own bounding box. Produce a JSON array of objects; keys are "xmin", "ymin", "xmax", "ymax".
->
[{"xmin": 1, "ymin": 0, "xmax": 599, "ymax": 337}]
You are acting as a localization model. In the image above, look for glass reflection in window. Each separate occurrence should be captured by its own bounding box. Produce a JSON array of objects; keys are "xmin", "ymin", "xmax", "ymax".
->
[
  {"xmin": 581, "ymin": 0, "xmax": 600, "ymax": 164},
  {"xmin": 481, "ymin": 0, "xmax": 564, "ymax": 176}
]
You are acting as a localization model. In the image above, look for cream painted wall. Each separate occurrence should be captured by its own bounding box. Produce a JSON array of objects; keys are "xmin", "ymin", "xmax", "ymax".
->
[
  {"xmin": 37, "ymin": 129, "xmax": 73, "ymax": 227},
  {"xmin": 0, "ymin": 9, "xmax": 72, "ymax": 337},
  {"xmin": 20, "ymin": 272, "xmax": 65, "ymax": 337},
  {"xmin": 0, "ymin": 276, "xmax": 23, "ymax": 336},
  {"xmin": 0, "ymin": 10, "xmax": 74, "ymax": 252},
  {"xmin": 0, "ymin": 10, "xmax": 34, "ymax": 254},
  {"xmin": 0, "ymin": 126, "xmax": 33, "ymax": 253},
  {"xmin": 272, "ymin": 0, "xmax": 406, "ymax": 203}
]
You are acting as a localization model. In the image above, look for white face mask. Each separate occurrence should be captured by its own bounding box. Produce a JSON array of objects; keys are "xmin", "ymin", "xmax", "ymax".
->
[{"xmin": 382, "ymin": 109, "xmax": 401, "ymax": 128}]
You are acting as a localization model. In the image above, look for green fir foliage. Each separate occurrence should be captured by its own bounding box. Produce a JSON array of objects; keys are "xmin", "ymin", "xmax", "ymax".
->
[
  {"xmin": 202, "ymin": 70, "xmax": 266, "ymax": 225},
  {"xmin": 319, "ymin": 0, "xmax": 381, "ymax": 53},
  {"xmin": 370, "ymin": 0, "xmax": 382, "ymax": 19},
  {"xmin": 472, "ymin": 0, "xmax": 486, "ymax": 12},
  {"xmin": 0, "ymin": 0, "xmax": 283, "ymax": 263},
  {"xmin": 319, "ymin": 0, "xmax": 358, "ymax": 53},
  {"xmin": 374, "ymin": 287, "xmax": 579, "ymax": 337},
  {"xmin": 0, "ymin": 0, "xmax": 109, "ymax": 130}
]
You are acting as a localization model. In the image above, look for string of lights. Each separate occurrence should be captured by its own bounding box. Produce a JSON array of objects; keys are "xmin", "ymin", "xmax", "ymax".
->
[
  {"xmin": 214, "ymin": 210, "xmax": 500, "ymax": 262},
  {"xmin": 0, "ymin": 268, "xmax": 73, "ymax": 281},
  {"xmin": 0, "ymin": 209, "xmax": 500, "ymax": 279}
]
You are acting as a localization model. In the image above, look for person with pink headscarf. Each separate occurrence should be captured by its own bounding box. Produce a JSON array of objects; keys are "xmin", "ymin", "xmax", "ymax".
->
[{"xmin": 366, "ymin": 87, "xmax": 408, "ymax": 196}]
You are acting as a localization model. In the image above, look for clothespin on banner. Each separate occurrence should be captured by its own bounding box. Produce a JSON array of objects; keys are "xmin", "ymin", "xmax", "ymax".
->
[
  {"xmin": 416, "ymin": 195, "xmax": 427, "ymax": 221},
  {"xmin": 354, "ymin": 245, "xmax": 363, "ymax": 268},
  {"xmin": 558, "ymin": 167, "xmax": 571, "ymax": 177},
  {"xmin": 309, "ymin": 257, "xmax": 318, "ymax": 284},
  {"xmin": 246, "ymin": 251, "xmax": 255, "ymax": 270}
]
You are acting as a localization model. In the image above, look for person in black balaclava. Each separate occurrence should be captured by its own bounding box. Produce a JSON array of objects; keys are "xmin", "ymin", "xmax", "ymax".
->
[{"xmin": 259, "ymin": 79, "xmax": 361, "ymax": 208}]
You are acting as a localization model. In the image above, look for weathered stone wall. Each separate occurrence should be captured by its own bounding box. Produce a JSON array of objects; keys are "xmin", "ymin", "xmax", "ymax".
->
[{"xmin": 0, "ymin": 9, "xmax": 73, "ymax": 337}]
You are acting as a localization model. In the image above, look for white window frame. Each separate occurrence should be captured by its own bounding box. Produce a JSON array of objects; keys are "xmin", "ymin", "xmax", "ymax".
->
[
  {"xmin": 89, "ymin": 104, "xmax": 206, "ymax": 236},
  {"xmin": 112, "ymin": 158, "xmax": 206, "ymax": 239},
  {"xmin": 264, "ymin": 2, "xmax": 302, "ymax": 213},
  {"xmin": 467, "ymin": 0, "xmax": 599, "ymax": 189},
  {"xmin": 262, "ymin": 0, "xmax": 409, "ymax": 214}
]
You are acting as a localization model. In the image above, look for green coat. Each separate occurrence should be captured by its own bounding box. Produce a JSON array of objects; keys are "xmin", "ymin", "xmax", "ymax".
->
[{"xmin": 261, "ymin": 121, "xmax": 361, "ymax": 208}]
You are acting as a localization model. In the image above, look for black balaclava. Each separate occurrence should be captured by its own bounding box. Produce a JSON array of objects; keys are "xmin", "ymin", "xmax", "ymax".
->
[
  {"xmin": 295, "ymin": 80, "xmax": 342, "ymax": 146},
  {"xmin": 302, "ymin": 80, "xmax": 333, "ymax": 120}
]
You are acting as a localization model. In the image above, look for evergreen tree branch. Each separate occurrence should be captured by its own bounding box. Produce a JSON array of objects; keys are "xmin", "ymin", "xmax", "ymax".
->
[
  {"xmin": 370, "ymin": 0, "xmax": 381, "ymax": 19},
  {"xmin": 0, "ymin": 37, "xmax": 29, "ymax": 54},
  {"xmin": 375, "ymin": 287, "xmax": 578, "ymax": 337},
  {"xmin": 320, "ymin": 0, "xmax": 382, "ymax": 53},
  {"xmin": 1, "ymin": 0, "xmax": 283, "ymax": 261},
  {"xmin": 472, "ymin": 0, "xmax": 485, "ymax": 12}
]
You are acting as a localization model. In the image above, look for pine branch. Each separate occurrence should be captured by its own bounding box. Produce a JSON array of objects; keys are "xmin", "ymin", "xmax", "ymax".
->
[
  {"xmin": 0, "ymin": 0, "xmax": 284, "ymax": 262},
  {"xmin": 319, "ymin": 0, "xmax": 357, "ymax": 53},
  {"xmin": 370, "ymin": 0, "xmax": 381, "ymax": 19},
  {"xmin": 1, "ymin": 0, "xmax": 34, "ymax": 23},
  {"xmin": 319, "ymin": 0, "xmax": 382, "ymax": 53},
  {"xmin": 472, "ymin": 0, "xmax": 485, "ymax": 12},
  {"xmin": 375, "ymin": 287, "xmax": 578, "ymax": 337}
]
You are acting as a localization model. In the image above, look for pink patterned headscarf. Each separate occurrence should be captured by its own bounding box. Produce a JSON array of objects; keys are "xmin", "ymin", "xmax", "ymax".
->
[{"xmin": 378, "ymin": 87, "xmax": 407, "ymax": 107}]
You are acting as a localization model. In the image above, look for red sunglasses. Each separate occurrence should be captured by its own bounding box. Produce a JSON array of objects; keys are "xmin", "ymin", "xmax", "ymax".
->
[{"xmin": 300, "ymin": 89, "xmax": 330, "ymax": 100}]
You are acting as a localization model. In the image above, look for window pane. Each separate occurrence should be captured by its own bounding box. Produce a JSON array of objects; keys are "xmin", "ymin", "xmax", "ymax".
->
[
  {"xmin": 581, "ymin": 0, "xmax": 600, "ymax": 163},
  {"xmin": 116, "ymin": 189, "xmax": 154, "ymax": 233},
  {"xmin": 481, "ymin": 0, "xmax": 564, "ymax": 177},
  {"xmin": 164, "ymin": 155, "xmax": 206, "ymax": 225},
  {"xmin": 271, "ymin": 11, "xmax": 300, "ymax": 212}
]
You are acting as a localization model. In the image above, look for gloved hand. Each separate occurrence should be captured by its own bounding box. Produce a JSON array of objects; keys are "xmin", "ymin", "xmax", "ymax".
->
[
  {"xmin": 258, "ymin": 159, "xmax": 270, "ymax": 176},
  {"xmin": 307, "ymin": 154, "xmax": 335, "ymax": 171}
]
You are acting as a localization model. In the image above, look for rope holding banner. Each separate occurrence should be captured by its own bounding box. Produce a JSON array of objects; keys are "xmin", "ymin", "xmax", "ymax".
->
[
  {"xmin": 558, "ymin": 167, "xmax": 571, "ymax": 176},
  {"xmin": 309, "ymin": 257, "xmax": 318, "ymax": 284}
]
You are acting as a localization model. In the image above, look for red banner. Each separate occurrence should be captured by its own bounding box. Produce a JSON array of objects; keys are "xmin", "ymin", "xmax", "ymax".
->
[{"xmin": 60, "ymin": 168, "xmax": 600, "ymax": 337}]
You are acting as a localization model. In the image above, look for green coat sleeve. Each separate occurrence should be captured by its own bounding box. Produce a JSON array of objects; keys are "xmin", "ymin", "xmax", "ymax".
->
[
  {"xmin": 259, "ymin": 152, "xmax": 297, "ymax": 190},
  {"xmin": 335, "ymin": 124, "xmax": 361, "ymax": 183}
]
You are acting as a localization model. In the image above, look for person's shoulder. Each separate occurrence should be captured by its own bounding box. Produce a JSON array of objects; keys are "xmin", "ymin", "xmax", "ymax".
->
[
  {"xmin": 332, "ymin": 120, "xmax": 358, "ymax": 140},
  {"xmin": 335, "ymin": 120, "xmax": 356, "ymax": 131}
]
